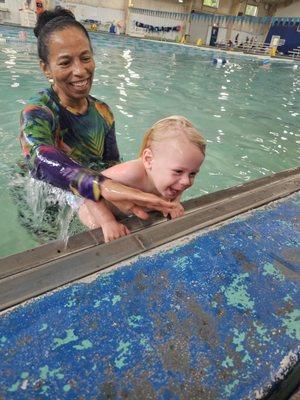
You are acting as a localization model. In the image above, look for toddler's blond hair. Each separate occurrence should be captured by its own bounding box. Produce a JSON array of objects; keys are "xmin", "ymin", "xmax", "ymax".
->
[{"xmin": 139, "ymin": 115, "xmax": 206, "ymax": 157}]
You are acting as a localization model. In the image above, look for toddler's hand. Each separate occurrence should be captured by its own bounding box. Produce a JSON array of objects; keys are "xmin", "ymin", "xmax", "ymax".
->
[
  {"xmin": 102, "ymin": 221, "xmax": 130, "ymax": 243},
  {"xmin": 169, "ymin": 203, "xmax": 185, "ymax": 219}
]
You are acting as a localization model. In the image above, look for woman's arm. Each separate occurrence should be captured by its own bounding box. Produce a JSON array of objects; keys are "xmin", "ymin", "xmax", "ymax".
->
[{"xmin": 20, "ymin": 104, "xmax": 106, "ymax": 201}]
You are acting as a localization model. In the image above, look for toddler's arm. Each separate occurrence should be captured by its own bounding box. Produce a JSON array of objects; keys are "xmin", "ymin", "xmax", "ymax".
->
[{"xmin": 78, "ymin": 199, "xmax": 130, "ymax": 243}]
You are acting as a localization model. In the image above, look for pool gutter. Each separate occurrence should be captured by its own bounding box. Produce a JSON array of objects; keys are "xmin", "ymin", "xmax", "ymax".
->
[{"xmin": 0, "ymin": 167, "xmax": 299, "ymax": 311}]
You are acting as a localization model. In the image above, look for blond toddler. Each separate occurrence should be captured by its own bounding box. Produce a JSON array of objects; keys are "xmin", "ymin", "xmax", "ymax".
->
[{"xmin": 78, "ymin": 116, "xmax": 206, "ymax": 242}]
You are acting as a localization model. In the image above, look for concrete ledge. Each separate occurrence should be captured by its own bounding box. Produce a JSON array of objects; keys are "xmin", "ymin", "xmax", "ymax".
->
[{"xmin": 0, "ymin": 167, "xmax": 299, "ymax": 311}]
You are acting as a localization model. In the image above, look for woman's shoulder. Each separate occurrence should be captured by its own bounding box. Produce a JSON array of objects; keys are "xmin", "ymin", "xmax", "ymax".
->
[
  {"xmin": 23, "ymin": 87, "xmax": 60, "ymax": 117},
  {"xmin": 26, "ymin": 87, "xmax": 55, "ymax": 106},
  {"xmin": 88, "ymin": 95, "xmax": 114, "ymax": 127}
]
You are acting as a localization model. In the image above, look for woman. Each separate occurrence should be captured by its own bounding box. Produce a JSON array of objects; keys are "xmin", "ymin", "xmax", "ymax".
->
[{"xmin": 20, "ymin": 7, "xmax": 175, "ymax": 240}]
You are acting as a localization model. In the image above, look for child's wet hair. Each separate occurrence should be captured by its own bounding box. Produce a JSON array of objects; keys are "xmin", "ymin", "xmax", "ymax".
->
[
  {"xmin": 139, "ymin": 115, "xmax": 206, "ymax": 157},
  {"xmin": 34, "ymin": 6, "xmax": 92, "ymax": 63}
]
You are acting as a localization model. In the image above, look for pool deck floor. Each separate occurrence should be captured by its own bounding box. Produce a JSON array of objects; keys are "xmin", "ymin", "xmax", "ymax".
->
[{"xmin": 0, "ymin": 168, "xmax": 299, "ymax": 399}]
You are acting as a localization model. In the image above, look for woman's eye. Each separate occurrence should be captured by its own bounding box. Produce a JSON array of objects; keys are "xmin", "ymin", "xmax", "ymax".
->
[
  {"xmin": 82, "ymin": 57, "xmax": 91, "ymax": 62},
  {"xmin": 59, "ymin": 61, "xmax": 70, "ymax": 67}
]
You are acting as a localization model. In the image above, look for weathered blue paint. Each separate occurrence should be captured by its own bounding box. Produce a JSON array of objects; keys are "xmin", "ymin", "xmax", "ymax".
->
[{"xmin": 1, "ymin": 194, "xmax": 299, "ymax": 399}]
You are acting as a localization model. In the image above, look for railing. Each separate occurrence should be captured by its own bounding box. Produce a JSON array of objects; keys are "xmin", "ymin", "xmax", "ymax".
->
[
  {"xmin": 242, "ymin": 42, "xmax": 271, "ymax": 55},
  {"xmin": 288, "ymin": 47, "xmax": 300, "ymax": 60},
  {"xmin": 215, "ymin": 41, "xmax": 271, "ymax": 55},
  {"xmin": 214, "ymin": 42, "xmax": 300, "ymax": 60}
]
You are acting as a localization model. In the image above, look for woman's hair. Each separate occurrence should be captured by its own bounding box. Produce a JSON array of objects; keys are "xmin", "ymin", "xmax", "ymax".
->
[
  {"xmin": 34, "ymin": 6, "xmax": 92, "ymax": 63},
  {"xmin": 139, "ymin": 115, "xmax": 206, "ymax": 157}
]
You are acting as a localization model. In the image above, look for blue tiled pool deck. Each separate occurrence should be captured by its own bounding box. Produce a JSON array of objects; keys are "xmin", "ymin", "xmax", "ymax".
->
[{"xmin": 0, "ymin": 193, "xmax": 299, "ymax": 399}]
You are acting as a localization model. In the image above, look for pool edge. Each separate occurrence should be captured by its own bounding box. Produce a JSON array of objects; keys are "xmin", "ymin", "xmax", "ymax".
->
[{"xmin": 0, "ymin": 167, "xmax": 299, "ymax": 311}]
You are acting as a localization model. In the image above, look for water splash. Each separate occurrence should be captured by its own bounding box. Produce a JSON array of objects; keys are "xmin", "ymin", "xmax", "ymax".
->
[{"xmin": 25, "ymin": 177, "xmax": 80, "ymax": 248}]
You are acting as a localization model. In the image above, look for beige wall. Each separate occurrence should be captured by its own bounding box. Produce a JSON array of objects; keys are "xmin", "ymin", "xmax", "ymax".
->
[
  {"xmin": 275, "ymin": 0, "xmax": 300, "ymax": 17},
  {"xmin": 237, "ymin": 1, "xmax": 269, "ymax": 17},
  {"xmin": 129, "ymin": 0, "xmax": 186, "ymax": 12},
  {"xmin": 59, "ymin": 0, "xmax": 125, "ymax": 9},
  {"xmin": 193, "ymin": 0, "xmax": 232, "ymax": 15},
  {"xmin": 59, "ymin": 1, "xmax": 125, "ymax": 25},
  {"xmin": 1, "ymin": 0, "xmax": 26, "ymax": 25},
  {"xmin": 1, "ymin": 0, "xmax": 299, "ymax": 28}
]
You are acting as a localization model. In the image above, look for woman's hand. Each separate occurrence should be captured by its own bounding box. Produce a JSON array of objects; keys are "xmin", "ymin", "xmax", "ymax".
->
[{"xmin": 99, "ymin": 179, "xmax": 176, "ymax": 219}]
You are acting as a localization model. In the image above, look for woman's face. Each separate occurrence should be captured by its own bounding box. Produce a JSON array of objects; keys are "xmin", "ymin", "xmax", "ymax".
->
[{"xmin": 41, "ymin": 26, "xmax": 95, "ymax": 107}]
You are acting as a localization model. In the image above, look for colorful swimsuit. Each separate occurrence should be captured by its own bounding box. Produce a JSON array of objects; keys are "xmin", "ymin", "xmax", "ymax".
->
[{"xmin": 20, "ymin": 87, "xmax": 120, "ymax": 201}]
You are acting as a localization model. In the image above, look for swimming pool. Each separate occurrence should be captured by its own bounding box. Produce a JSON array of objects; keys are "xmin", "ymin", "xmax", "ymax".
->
[{"xmin": 0, "ymin": 26, "xmax": 299, "ymax": 257}]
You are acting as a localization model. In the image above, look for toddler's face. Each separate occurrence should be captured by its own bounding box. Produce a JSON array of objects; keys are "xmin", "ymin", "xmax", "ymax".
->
[{"xmin": 146, "ymin": 137, "xmax": 205, "ymax": 200}]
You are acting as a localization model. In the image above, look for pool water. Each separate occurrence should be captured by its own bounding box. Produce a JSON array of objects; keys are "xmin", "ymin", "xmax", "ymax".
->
[{"xmin": 0, "ymin": 26, "xmax": 299, "ymax": 257}]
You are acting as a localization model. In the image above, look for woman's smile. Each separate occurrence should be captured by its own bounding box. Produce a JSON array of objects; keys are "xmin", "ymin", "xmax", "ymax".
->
[
  {"xmin": 69, "ymin": 78, "xmax": 91, "ymax": 92},
  {"xmin": 70, "ymin": 78, "xmax": 89, "ymax": 87}
]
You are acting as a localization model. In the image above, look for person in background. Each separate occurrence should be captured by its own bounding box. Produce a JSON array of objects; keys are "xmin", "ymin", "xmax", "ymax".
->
[
  {"xmin": 227, "ymin": 39, "xmax": 233, "ymax": 49},
  {"xmin": 234, "ymin": 33, "xmax": 239, "ymax": 46},
  {"xmin": 20, "ymin": 6, "xmax": 176, "ymax": 240},
  {"xmin": 79, "ymin": 116, "xmax": 206, "ymax": 242}
]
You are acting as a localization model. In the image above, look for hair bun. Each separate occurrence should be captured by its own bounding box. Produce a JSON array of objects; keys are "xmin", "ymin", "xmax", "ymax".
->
[{"xmin": 34, "ymin": 6, "xmax": 75, "ymax": 38}]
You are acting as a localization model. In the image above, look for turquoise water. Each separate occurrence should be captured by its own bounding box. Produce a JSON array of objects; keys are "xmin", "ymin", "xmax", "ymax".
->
[{"xmin": 0, "ymin": 26, "xmax": 299, "ymax": 257}]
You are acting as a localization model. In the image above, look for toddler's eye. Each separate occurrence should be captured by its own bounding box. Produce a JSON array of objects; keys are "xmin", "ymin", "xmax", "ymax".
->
[{"xmin": 173, "ymin": 170, "xmax": 182, "ymax": 175}]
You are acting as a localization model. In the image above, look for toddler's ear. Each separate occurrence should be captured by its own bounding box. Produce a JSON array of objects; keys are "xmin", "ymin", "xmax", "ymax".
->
[{"xmin": 142, "ymin": 148, "xmax": 153, "ymax": 170}]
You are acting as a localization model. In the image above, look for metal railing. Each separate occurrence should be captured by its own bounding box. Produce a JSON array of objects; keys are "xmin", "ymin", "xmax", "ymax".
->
[{"xmin": 288, "ymin": 47, "xmax": 300, "ymax": 60}]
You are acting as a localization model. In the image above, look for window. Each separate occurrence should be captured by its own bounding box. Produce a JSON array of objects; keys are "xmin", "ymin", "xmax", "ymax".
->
[
  {"xmin": 203, "ymin": 0, "xmax": 219, "ymax": 8},
  {"xmin": 245, "ymin": 4, "xmax": 258, "ymax": 16}
]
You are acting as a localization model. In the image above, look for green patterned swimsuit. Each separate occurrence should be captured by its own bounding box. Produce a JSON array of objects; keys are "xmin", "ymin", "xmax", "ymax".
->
[{"xmin": 20, "ymin": 87, "xmax": 120, "ymax": 201}]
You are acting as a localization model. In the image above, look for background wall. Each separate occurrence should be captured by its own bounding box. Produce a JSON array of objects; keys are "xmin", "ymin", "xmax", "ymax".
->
[
  {"xmin": 127, "ymin": 10, "xmax": 185, "ymax": 39},
  {"xmin": 56, "ymin": 0, "xmax": 125, "ymax": 9},
  {"xmin": 61, "ymin": 1, "xmax": 125, "ymax": 24},
  {"xmin": 189, "ymin": 19, "xmax": 210, "ymax": 43},
  {"xmin": 0, "ymin": 0, "xmax": 24, "ymax": 25},
  {"xmin": 275, "ymin": 1, "xmax": 300, "ymax": 17},
  {"xmin": 266, "ymin": 1, "xmax": 300, "ymax": 54},
  {"xmin": 129, "ymin": 0, "xmax": 186, "ymax": 12},
  {"xmin": 193, "ymin": 0, "xmax": 234, "ymax": 15},
  {"xmin": 266, "ymin": 23, "xmax": 300, "ymax": 53},
  {"xmin": 0, "ymin": 0, "xmax": 299, "ymax": 49},
  {"xmin": 50, "ymin": 0, "xmax": 126, "ymax": 32}
]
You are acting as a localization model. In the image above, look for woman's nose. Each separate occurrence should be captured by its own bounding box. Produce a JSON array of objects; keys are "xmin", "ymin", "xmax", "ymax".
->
[{"xmin": 73, "ymin": 60, "xmax": 85, "ymax": 75}]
